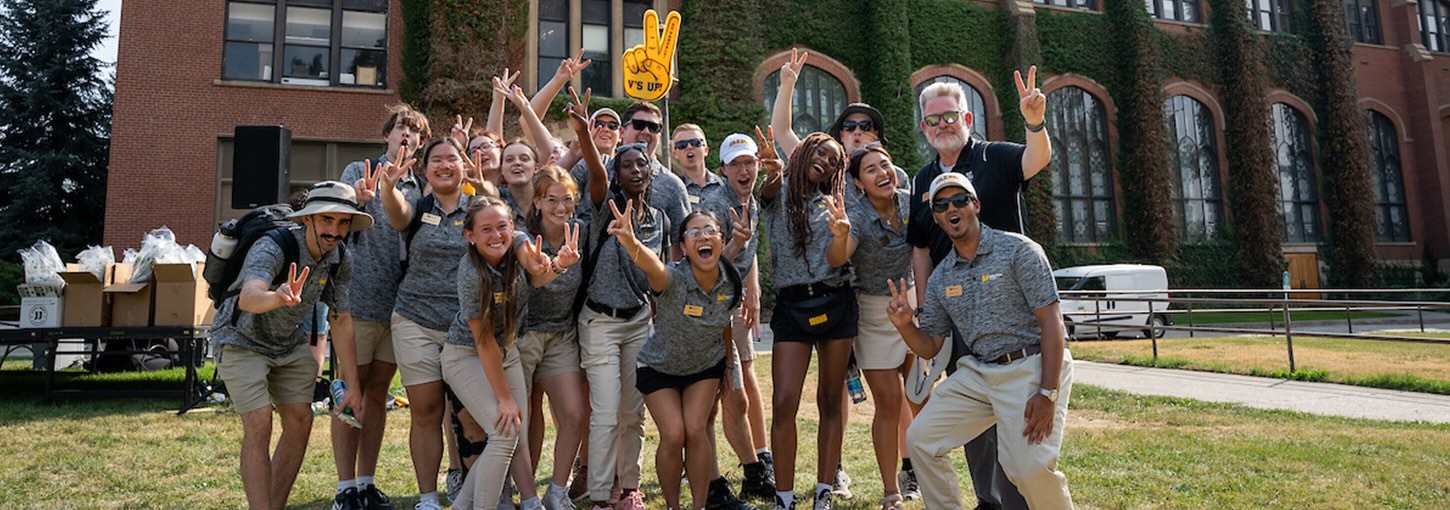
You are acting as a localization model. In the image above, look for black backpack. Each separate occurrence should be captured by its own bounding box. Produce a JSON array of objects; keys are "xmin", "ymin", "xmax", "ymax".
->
[
  {"xmin": 203, "ymin": 205, "xmax": 345, "ymax": 325},
  {"xmin": 398, "ymin": 193, "xmax": 438, "ymax": 279}
]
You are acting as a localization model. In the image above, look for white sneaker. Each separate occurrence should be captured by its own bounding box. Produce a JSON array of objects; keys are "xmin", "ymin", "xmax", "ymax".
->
[
  {"xmin": 896, "ymin": 469, "xmax": 920, "ymax": 500},
  {"xmin": 521, "ymin": 496, "xmax": 546, "ymax": 510},
  {"xmin": 831, "ymin": 467, "xmax": 852, "ymax": 500},
  {"xmin": 415, "ymin": 500, "xmax": 443, "ymax": 510},
  {"xmin": 544, "ymin": 485, "xmax": 577, "ymax": 510}
]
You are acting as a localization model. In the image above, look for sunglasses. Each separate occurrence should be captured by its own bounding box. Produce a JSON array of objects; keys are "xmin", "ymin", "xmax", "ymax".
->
[
  {"xmin": 923, "ymin": 111, "xmax": 963, "ymax": 127},
  {"xmin": 593, "ymin": 119, "xmax": 620, "ymax": 130},
  {"xmin": 931, "ymin": 194, "xmax": 974, "ymax": 213},
  {"xmin": 842, "ymin": 119, "xmax": 875, "ymax": 132},
  {"xmin": 628, "ymin": 119, "xmax": 662, "ymax": 133},
  {"xmin": 673, "ymin": 138, "xmax": 705, "ymax": 150},
  {"xmin": 683, "ymin": 225, "xmax": 722, "ymax": 239}
]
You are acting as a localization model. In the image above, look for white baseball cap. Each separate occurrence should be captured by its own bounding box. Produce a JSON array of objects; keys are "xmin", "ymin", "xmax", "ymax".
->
[
  {"xmin": 719, "ymin": 133, "xmax": 758, "ymax": 165},
  {"xmin": 927, "ymin": 172, "xmax": 977, "ymax": 203}
]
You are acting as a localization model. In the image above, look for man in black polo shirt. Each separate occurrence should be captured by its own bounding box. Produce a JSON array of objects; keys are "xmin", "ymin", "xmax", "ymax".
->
[{"xmin": 905, "ymin": 67, "xmax": 1052, "ymax": 510}]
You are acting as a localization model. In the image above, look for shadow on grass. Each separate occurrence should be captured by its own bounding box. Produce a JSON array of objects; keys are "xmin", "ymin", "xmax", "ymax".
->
[
  {"xmin": 0, "ymin": 363, "xmax": 217, "ymax": 424},
  {"xmin": 1107, "ymin": 355, "xmax": 1450, "ymax": 394}
]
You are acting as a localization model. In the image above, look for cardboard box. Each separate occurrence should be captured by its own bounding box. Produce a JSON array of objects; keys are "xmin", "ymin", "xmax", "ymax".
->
[
  {"xmin": 17, "ymin": 284, "xmax": 62, "ymax": 329},
  {"xmin": 59, "ymin": 263, "xmax": 118, "ymax": 327},
  {"xmin": 152, "ymin": 263, "xmax": 211, "ymax": 327},
  {"xmin": 104, "ymin": 263, "xmax": 150, "ymax": 327}
]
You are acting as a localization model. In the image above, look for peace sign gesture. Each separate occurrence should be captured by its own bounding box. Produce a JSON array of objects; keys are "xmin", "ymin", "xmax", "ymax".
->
[
  {"xmin": 555, "ymin": 222, "xmax": 583, "ymax": 269},
  {"xmin": 378, "ymin": 143, "xmax": 417, "ymax": 190},
  {"xmin": 356, "ymin": 158, "xmax": 386, "ymax": 204},
  {"xmin": 622, "ymin": 9, "xmax": 681, "ymax": 101},
  {"xmin": 728, "ymin": 204, "xmax": 753, "ymax": 246},
  {"xmin": 564, "ymin": 86, "xmax": 593, "ymax": 131},
  {"xmin": 780, "ymin": 48, "xmax": 809, "ymax": 84},
  {"xmin": 886, "ymin": 278, "xmax": 915, "ymax": 330},
  {"xmin": 520, "ymin": 235, "xmax": 553, "ymax": 276},
  {"xmin": 607, "ymin": 199, "xmax": 639, "ymax": 246},
  {"xmin": 492, "ymin": 67, "xmax": 521, "ymax": 96},
  {"xmin": 1015, "ymin": 65, "xmax": 1046, "ymax": 126},
  {"xmin": 459, "ymin": 147, "xmax": 486, "ymax": 193},
  {"xmin": 556, "ymin": 48, "xmax": 592, "ymax": 81},
  {"xmin": 275, "ymin": 262, "xmax": 310, "ymax": 307},
  {"xmin": 754, "ymin": 125, "xmax": 782, "ymax": 178},
  {"xmin": 822, "ymin": 193, "xmax": 851, "ymax": 239},
  {"xmin": 451, "ymin": 114, "xmax": 474, "ymax": 147}
]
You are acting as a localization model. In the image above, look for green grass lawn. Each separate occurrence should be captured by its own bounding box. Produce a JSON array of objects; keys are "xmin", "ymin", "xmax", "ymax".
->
[
  {"xmin": 1167, "ymin": 309, "xmax": 1402, "ymax": 325},
  {"xmin": 2, "ymin": 356, "xmax": 1449, "ymax": 508}
]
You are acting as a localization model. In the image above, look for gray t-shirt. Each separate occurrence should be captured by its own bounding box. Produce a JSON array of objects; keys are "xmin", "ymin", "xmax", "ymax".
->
[
  {"xmin": 697, "ymin": 186, "xmax": 760, "ymax": 274},
  {"xmin": 918, "ymin": 227, "xmax": 1059, "ymax": 362},
  {"xmin": 571, "ymin": 159, "xmax": 690, "ymax": 237},
  {"xmin": 213, "ymin": 229, "xmax": 352, "ymax": 358},
  {"xmin": 498, "ymin": 187, "xmax": 529, "ymax": 228},
  {"xmin": 395, "ymin": 194, "xmax": 473, "ymax": 331},
  {"xmin": 447, "ymin": 250, "xmax": 530, "ymax": 348},
  {"xmin": 339, "ymin": 157, "xmax": 421, "ymax": 324},
  {"xmin": 847, "ymin": 189, "xmax": 913, "ymax": 296},
  {"xmin": 524, "ymin": 220, "xmax": 589, "ymax": 331},
  {"xmin": 583, "ymin": 192, "xmax": 670, "ymax": 310},
  {"xmin": 638, "ymin": 261, "xmax": 739, "ymax": 376},
  {"xmin": 761, "ymin": 180, "xmax": 850, "ymax": 289}
]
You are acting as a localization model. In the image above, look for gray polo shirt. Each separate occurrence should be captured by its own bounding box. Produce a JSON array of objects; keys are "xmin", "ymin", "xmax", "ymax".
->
[
  {"xmin": 447, "ymin": 251, "xmax": 530, "ymax": 348},
  {"xmin": 571, "ymin": 159, "xmax": 690, "ymax": 235},
  {"xmin": 395, "ymin": 194, "xmax": 473, "ymax": 331},
  {"xmin": 847, "ymin": 189, "xmax": 913, "ymax": 296},
  {"xmin": 697, "ymin": 186, "xmax": 760, "ymax": 274},
  {"xmin": 638, "ymin": 261, "xmax": 738, "ymax": 376},
  {"xmin": 213, "ymin": 229, "xmax": 352, "ymax": 358},
  {"xmin": 524, "ymin": 220, "xmax": 589, "ymax": 332},
  {"xmin": 339, "ymin": 157, "xmax": 421, "ymax": 324},
  {"xmin": 584, "ymin": 192, "xmax": 670, "ymax": 310},
  {"xmin": 682, "ymin": 171, "xmax": 725, "ymax": 205},
  {"xmin": 918, "ymin": 227, "xmax": 1059, "ymax": 362},
  {"xmin": 761, "ymin": 181, "xmax": 849, "ymax": 289}
]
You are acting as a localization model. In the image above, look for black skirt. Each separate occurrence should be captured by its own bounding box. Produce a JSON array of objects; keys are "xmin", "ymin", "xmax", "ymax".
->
[{"xmin": 636, "ymin": 358, "xmax": 728, "ymax": 395}]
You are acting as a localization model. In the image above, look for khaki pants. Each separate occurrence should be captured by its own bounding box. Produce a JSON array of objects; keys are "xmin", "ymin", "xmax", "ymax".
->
[
  {"xmin": 441, "ymin": 343, "xmax": 527, "ymax": 510},
  {"xmin": 218, "ymin": 344, "xmax": 318, "ymax": 415},
  {"xmin": 577, "ymin": 307, "xmax": 649, "ymax": 501},
  {"xmin": 907, "ymin": 349, "xmax": 1075, "ymax": 510}
]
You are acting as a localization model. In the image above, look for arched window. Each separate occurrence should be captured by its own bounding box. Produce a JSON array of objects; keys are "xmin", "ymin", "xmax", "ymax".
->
[
  {"xmin": 1271, "ymin": 103, "xmax": 1320, "ymax": 243},
  {"xmin": 1163, "ymin": 95, "xmax": 1223, "ymax": 241},
  {"xmin": 913, "ymin": 75, "xmax": 988, "ymax": 163},
  {"xmin": 1366, "ymin": 111, "xmax": 1410, "ymax": 242},
  {"xmin": 1048, "ymin": 86, "xmax": 1115, "ymax": 243},
  {"xmin": 763, "ymin": 65, "xmax": 848, "ymax": 140}
]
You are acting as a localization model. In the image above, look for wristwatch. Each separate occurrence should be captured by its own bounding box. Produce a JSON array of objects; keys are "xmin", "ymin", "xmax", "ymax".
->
[{"xmin": 1037, "ymin": 387, "xmax": 1058, "ymax": 403}]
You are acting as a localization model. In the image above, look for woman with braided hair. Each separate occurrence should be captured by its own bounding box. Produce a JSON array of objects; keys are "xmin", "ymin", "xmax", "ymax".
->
[{"xmin": 758, "ymin": 132, "xmax": 855, "ymax": 510}]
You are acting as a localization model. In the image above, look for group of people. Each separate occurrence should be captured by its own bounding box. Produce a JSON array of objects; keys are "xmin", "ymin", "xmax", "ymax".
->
[{"xmin": 212, "ymin": 49, "xmax": 1077, "ymax": 510}]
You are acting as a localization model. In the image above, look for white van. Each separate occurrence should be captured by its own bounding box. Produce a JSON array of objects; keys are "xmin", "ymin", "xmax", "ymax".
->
[{"xmin": 1053, "ymin": 264, "xmax": 1171, "ymax": 339}]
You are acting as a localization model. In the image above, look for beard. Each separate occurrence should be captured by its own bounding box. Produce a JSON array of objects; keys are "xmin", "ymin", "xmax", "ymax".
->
[{"xmin": 928, "ymin": 130, "xmax": 968, "ymax": 154}]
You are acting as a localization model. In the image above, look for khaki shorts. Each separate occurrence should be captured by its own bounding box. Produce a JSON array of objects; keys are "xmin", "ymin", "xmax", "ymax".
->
[
  {"xmin": 728, "ymin": 305, "xmax": 758, "ymax": 362},
  {"xmin": 354, "ymin": 318, "xmax": 396, "ymax": 366},
  {"xmin": 855, "ymin": 292, "xmax": 910, "ymax": 371},
  {"xmin": 390, "ymin": 312, "xmax": 446, "ymax": 386},
  {"xmin": 518, "ymin": 329, "xmax": 582, "ymax": 388},
  {"xmin": 218, "ymin": 344, "xmax": 318, "ymax": 414}
]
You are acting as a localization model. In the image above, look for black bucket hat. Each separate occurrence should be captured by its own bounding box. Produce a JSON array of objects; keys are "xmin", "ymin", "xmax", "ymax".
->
[{"xmin": 827, "ymin": 103, "xmax": 888, "ymax": 146}]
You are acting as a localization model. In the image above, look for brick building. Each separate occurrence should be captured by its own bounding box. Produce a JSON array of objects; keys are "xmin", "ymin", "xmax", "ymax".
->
[{"xmin": 107, "ymin": 0, "xmax": 1450, "ymax": 287}]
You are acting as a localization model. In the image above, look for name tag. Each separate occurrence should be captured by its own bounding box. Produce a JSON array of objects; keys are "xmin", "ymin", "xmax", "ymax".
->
[
  {"xmin": 683, "ymin": 304, "xmax": 704, "ymax": 317},
  {"xmin": 808, "ymin": 314, "xmax": 828, "ymax": 326},
  {"xmin": 981, "ymin": 273, "xmax": 1002, "ymax": 282},
  {"xmin": 717, "ymin": 294, "xmax": 727, "ymax": 302},
  {"xmin": 688, "ymin": 195, "xmax": 701, "ymax": 204},
  {"xmin": 494, "ymin": 292, "xmax": 505, "ymax": 304},
  {"xmin": 945, "ymin": 285, "xmax": 963, "ymax": 298},
  {"xmin": 454, "ymin": 220, "xmax": 464, "ymax": 227},
  {"xmin": 421, "ymin": 213, "xmax": 442, "ymax": 226}
]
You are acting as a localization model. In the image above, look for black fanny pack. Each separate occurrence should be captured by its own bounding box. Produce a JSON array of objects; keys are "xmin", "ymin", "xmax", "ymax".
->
[{"xmin": 779, "ymin": 283, "xmax": 852, "ymax": 336}]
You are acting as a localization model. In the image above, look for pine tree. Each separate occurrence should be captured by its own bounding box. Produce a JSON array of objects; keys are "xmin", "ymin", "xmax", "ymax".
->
[{"xmin": 0, "ymin": 0, "xmax": 113, "ymax": 259}]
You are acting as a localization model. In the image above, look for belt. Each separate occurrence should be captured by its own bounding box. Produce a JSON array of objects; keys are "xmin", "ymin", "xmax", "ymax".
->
[
  {"xmin": 989, "ymin": 345, "xmax": 1042, "ymax": 365},
  {"xmin": 586, "ymin": 299, "xmax": 642, "ymax": 320},
  {"xmin": 779, "ymin": 282, "xmax": 845, "ymax": 299}
]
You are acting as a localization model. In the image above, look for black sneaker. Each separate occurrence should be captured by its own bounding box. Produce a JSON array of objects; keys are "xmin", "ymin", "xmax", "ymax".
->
[
  {"xmin": 740, "ymin": 461, "xmax": 775, "ymax": 500},
  {"xmin": 314, "ymin": 377, "xmax": 331, "ymax": 404},
  {"xmin": 757, "ymin": 451, "xmax": 774, "ymax": 472},
  {"xmin": 358, "ymin": 484, "xmax": 395, "ymax": 510},
  {"xmin": 331, "ymin": 488, "xmax": 363, "ymax": 510},
  {"xmin": 706, "ymin": 478, "xmax": 759, "ymax": 510}
]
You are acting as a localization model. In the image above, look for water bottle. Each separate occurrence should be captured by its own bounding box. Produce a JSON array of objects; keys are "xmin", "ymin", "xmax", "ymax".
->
[
  {"xmin": 846, "ymin": 362, "xmax": 867, "ymax": 404},
  {"xmin": 330, "ymin": 380, "xmax": 363, "ymax": 429}
]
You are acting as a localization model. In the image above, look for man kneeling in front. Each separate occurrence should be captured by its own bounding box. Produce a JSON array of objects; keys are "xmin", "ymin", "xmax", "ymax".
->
[{"xmin": 885, "ymin": 172, "xmax": 1074, "ymax": 509}]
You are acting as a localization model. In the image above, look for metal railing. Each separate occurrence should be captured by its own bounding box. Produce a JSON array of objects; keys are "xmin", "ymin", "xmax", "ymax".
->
[{"xmin": 1058, "ymin": 288, "xmax": 1450, "ymax": 373}]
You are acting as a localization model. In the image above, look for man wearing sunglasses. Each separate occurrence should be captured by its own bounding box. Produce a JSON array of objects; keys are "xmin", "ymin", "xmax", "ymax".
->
[
  {"xmin": 670, "ymin": 123, "xmax": 724, "ymax": 201},
  {"xmin": 570, "ymin": 102, "xmax": 691, "ymax": 246},
  {"xmin": 904, "ymin": 68, "xmax": 1051, "ymax": 510},
  {"xmin": 889, "ymin": 172, "xmax": 1073, "ymax": 510}
]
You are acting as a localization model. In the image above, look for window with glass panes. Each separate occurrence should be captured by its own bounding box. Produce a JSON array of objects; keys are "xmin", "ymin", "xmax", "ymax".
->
[
  {"xmin": 1036, "ymin": 0, "xmax": 1097, "ymax": 10},
  {"xmin": 913, "ymin": 76, "xmax": 988, "ymax": 163},
  {"xmin": 1147, "ymin": 0, "xmax": 1200, "ymax": 22},
  {"xmin": 216, "ymin": 139, "xmax": 385, "ymax": 223},
  {"xmin": 624, "ymin": 1, "xmax": 652, "ymax": 50},
  {"xmin": 579, "ymin": 0, "xmax": 611, "ymax": 96},
  {"xmin": 762, "ymin": 66, "xmax": 848, "ymax": 140},
  {"xmin": 1365, "ymin": 111, "xmax": 1410, "ymax": 242},
  {"xmin": 536, "ymin": 0, "xmax": 569, "ymax": 93},
  {"xmin": 222, "ymin": 0, "xmax": 387, "ymax": 87},
  {"xmin": 1047, "ymin": 87, "xmax": 1116, "ymax": 243},
  {"xmin": 1246, "ymin": 0, "xmax": 1293, "ymax": 32},
  {"xmin": 1163, "ymin": 96, "xmax": 1223, "ymax": 241},
  {"xmin": 1270, "ymin": 103, "xmax": 1320, "ymax": 243},
  {"xmin": 1343, "ymin": 0, "xmax": 1380, "ymax": 43},
  {"xmin": 1421, "ymin": 0, "xmax": 1450, "ymax": 52}
]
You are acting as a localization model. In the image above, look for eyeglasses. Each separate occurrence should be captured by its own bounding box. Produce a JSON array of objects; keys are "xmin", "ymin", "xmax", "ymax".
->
[
  {"xmin": 593, "ymin": 120, "xmax": 620, "ymax": 130},
  {"xmin": 931, "ymin": 194, "xmax": 973, "ymax": 213},
  {"xmin": 628, "ymin": 119, "xmax": 662, "ymax": 134},
  {"xmin": 542, "ymin": 195, "xmax": 576, "ymax": 208},
  {"xmin": 470, "ymin": 141, "xmax": 498, "ymax": 152},
  {"xmin": 684, "ymin": 225, "xmax": 722, "ymax": 239},
  {"xmin": 842, "ymin": 120, "xmax": 875, "ymax": 133},
  {"xmin": 923, "ymin": 111, "xmax": 963, "ymax": 127},
  {"xmin": 673, "ymin": 138, "xmax": 705, "ymax": 150}
]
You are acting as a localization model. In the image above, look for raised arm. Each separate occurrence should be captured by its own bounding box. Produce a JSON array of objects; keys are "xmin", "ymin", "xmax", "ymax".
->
[
  {"xmin": 501, "ymin": 82, "xmax": 556, "ymax": 161},
  {"xmin": 532, "ymin": 50, "xmax": 590, "ymax": 119},
  {"xmin": 608, "ymin": 199, "xmax": 670, "ymax": 293},
  {"xmin": 486, "ymin": 68, "xmax": 519, "ymax": 137},
  {"xmin": 770, "ymin": 48, "xmax": 808, "ymax": 156},
  {"xmin": 1016, "ymin": 66, "xmax": 1052, "ymax": 180},
  {"xmin": 755, "ymin": 126, "xmax": 786, "ymax": 204},
  {"xmin": 824, "ymin": 193, "xmax": 857, "ymax": 268},
  {"xmin": 378, "ymin": 145, "xmax": 418, "ymax": 231},
  {"xmin": 564, "ymin": 87, "xmax": 609, "ymax": 208}
]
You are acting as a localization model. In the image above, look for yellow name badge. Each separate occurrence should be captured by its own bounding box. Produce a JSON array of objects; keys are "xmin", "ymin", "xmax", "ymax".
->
[
  {"xmin": 717, "ymin": 294, "xmax": 727, "ymax": 302},
  {"xmin": 683, "ymin": 304, "xmax": 704, "ymax": 317},
  {"xmin": 945, "ymin": 285, "xmax": 963, "ymax": 298},
  {"xmin": 454, "ymin": 220, "xmax": 464, "ymax": 227},
  {"xmin": 808, "ymin": 314, "xmax": 828, "ymax": 326},
  {"xmin": 494, "ymin": 292, "xmax": 505, "ymax": 304}
]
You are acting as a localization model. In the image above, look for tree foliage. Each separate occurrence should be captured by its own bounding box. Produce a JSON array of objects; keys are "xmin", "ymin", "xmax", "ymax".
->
[
  {"xmin": 0, "ymin": 0, "xmax": 113, "ymax": 259},
  {"xmin": 1104, "ymin": 0, "xmax": 1175, "ymax": 264}
]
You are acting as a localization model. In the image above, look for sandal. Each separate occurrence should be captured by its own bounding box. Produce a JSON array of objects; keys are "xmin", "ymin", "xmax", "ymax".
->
[{"xmin": 879, "ymin": 493, "xmax": 904, "ymax": 510}]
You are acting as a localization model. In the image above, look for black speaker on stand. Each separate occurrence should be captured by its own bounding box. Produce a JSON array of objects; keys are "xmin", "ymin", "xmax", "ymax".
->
[{"xmin": 231, "ymin": 125, "xmax": 292, "ymax": 209}]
